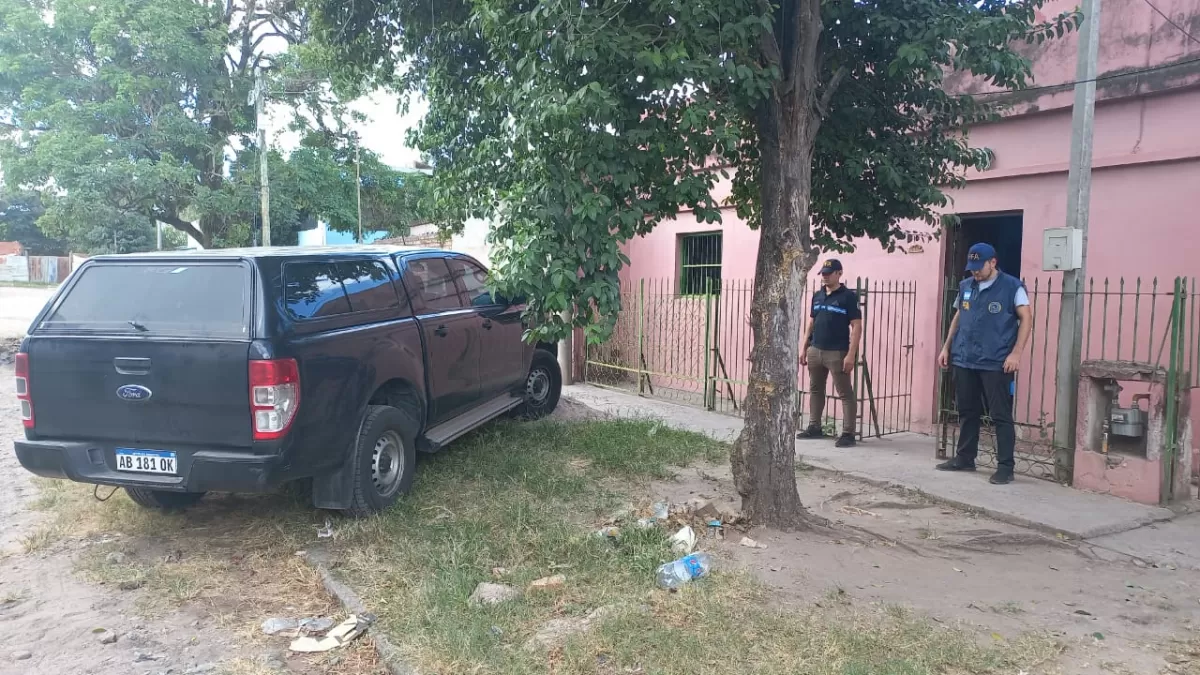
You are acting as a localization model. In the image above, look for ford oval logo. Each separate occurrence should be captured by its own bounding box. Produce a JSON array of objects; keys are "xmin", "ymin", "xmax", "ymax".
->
[{"xmin": 116, "ymin": 384, "xmax": 152, "ymax": 402}]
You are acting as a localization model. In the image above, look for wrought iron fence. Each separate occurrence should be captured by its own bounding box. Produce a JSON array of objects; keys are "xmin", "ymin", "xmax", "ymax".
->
[
  {"xmin": 936, "ymin": 275, "xmax": 1198, "ymax": 482},
  {"xmin": 584, "ymin": 277, "xmax": 918, "ymax": 438}
]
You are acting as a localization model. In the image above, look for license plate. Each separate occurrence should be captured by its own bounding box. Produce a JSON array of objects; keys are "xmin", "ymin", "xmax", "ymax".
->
[{"xmin": 115, "ymin": 449, "xmax": 178, "ymax": 475}]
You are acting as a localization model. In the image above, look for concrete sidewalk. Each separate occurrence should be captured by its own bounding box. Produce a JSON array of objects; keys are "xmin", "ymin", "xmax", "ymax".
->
[{"xmin": 564, "ymin": 384, "xmax": 1175, "ymax": 540}]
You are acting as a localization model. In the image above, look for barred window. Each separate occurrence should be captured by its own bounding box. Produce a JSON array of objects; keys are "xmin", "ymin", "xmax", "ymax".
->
[{"xmin": 679, "ymin": 232, "xmax": 722, "ymax": 295}]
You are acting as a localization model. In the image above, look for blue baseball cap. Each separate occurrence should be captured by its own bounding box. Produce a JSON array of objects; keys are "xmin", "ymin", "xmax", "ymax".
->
[{"xmin": 965, "ymin": 243, "xmax": 997, "ymax": 272}]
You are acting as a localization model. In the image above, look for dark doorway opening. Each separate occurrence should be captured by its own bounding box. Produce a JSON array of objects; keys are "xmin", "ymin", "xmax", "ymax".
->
[
  {"xmin": 950, "ymin": 212, "xmax": 1024, "ymax": 279},
  {"xmin": 935, "ymin": 211, "xmax": 1025, "ymax": 464}
]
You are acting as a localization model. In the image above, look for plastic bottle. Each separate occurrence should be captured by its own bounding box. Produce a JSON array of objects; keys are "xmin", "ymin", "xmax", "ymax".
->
[
  {"xmin": 655, "ymin": 552, "xmax": 713, "ymax": 589},
  {"xmin": 651, "ymin": 502, "xmax": 669, "ymax": 520}
]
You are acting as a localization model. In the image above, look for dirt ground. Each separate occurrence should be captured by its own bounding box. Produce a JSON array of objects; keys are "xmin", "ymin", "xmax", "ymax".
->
[
  {"xmin": 653, "ymin": 462, "xmax": 1200, "ymax": 675},
  {"xmin": 3, "ymin": 364, "xmax": 1197, "ymax": 675},
  {"xmin": 0, "ymin": 362, "xmax": 384, "ymax": 675},
  {"xmin": 0, "ymin": 363, "xmax": 255, "ymax": 674}
]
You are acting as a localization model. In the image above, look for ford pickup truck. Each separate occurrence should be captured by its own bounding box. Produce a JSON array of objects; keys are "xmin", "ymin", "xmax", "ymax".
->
[{"xmin": 12, "ymin": 246, "xmax": 561, "ymax": 516}]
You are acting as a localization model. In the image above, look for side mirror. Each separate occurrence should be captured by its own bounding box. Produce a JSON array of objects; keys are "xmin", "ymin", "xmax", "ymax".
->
[{"xmin": 493, "ymin": 294, "xmax": 526, "ymax": 308}]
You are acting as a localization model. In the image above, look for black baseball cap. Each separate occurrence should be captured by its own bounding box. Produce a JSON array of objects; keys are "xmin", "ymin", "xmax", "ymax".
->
[{"xmin": 819, "ymin": 258, "xmax": 843, "ymax": 275}]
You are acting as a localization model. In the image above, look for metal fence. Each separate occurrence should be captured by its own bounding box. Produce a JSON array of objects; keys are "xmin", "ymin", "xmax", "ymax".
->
[
  {"xmin": 584, "ymin": 277, "xmax": 918, "ymax": 439},
  {"xmin": 936, "ymin": 275, "xmax": 1198, "ymax": 482},
  {"xmin": 0, "ymin": 255, "xmax": 71, "ymax": 284}
]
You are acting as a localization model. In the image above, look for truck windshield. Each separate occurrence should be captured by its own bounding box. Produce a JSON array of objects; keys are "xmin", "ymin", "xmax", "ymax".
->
[{"xmin": 39, "ymin": 263, "xmax": 250, "ymax": 339}]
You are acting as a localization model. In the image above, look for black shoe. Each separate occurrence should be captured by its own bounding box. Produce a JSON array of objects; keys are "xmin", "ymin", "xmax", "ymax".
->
[
  {"xmin": 989, "ymin": 469, "xmax": 1014, "ymax": 485},
  {"xmin": 936, "ymin": 458, "xmax": 976, "ymax": 472},
  {"xmin": 797, "ymin": 425, "xmax": 825, "ymax": 439},
  {"xmin": 835, "ymin": 434, "xmax": 856, "ymax": 448}
]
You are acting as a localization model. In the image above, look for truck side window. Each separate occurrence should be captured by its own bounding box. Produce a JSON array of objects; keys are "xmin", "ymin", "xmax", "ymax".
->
[
  {"xmin": 284, "ymin": 263, "xmax": 351, "ymax": 319},
  {"xmin": 404, "ymin": 258, "xmax": 463, "ymax": 312},
  {"xmin": 336, "ymin": 260, "xmax": 406, "ymax": 314},
  {"xmin": 447, "ymin": 258, "xmax": 494, "ymax": 307}
]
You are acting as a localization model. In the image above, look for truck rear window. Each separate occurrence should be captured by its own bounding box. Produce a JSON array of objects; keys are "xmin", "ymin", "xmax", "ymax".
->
[{"xmin": 40, "ymin": 263, "xmax": 249, "ymax": 338}]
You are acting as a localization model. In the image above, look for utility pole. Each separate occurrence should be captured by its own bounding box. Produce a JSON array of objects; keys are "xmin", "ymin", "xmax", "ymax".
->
[
  {"xmin": 559, "ymin": 310, "xmax": 574, "ymax": 386},
  {"xmin": 1053, "ymin": 0, "xmax": 1102, "ymax": 471},
  {"xmin": 355, "ymin": 144, "xmax": 363, "ymax": 244},
  {"xmin": 156, "ymin": 221, "xmax": 162, "ymax": 250},
  {"xmin": 253, "ymin": 71, "xmax": 271, "ymax": 247}
]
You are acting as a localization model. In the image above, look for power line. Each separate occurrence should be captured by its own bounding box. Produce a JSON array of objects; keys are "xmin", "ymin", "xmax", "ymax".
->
[
  {"xmin": 970, "ymin": 53, "xmax": 1200, "ymax": 97},
  {"xmin": 1141, "ymin": 0, "xmax": 1200, "ymax": 45}
]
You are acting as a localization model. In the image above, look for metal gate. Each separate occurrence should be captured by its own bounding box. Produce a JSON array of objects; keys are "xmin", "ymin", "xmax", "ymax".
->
[
  {"xmin": 936, "ymin": 275, "xmax": 1198, "ymax": 484},
  {"xmin": 584, "ymin": 277, "xmax": 918, "ymax": 439}
]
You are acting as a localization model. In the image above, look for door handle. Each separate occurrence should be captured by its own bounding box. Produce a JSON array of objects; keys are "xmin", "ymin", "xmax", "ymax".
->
[
  {"xmin": 434, "ymin": 325, "xmax": 449, "ymax": 337},
  {"xmin": 114, "ymin": 357, "xmax": 152, "ymax": 375},
  {"xmin": 481, "ymin": 319, "xmax": 493, "ymax": 330}
]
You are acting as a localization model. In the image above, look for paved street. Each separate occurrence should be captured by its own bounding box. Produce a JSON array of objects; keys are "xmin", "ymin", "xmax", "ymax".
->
[{"xmin": 0, "ymin": 286, "xmax": 55, "ymax": 339}]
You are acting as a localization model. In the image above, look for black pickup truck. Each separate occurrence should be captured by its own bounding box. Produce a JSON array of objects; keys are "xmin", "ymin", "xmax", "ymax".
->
[{"xmin": 12, "ymin": 246, "xmax": 561, "ymax": 516}]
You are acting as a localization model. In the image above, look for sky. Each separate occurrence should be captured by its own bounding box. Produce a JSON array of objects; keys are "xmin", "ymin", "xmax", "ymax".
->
[
  {"xmin": 347, "ymin": 93, "xmax": 430, "ymax": 169},
  {"xmin": 267, "ymin": 90, "xmax": 430, "ymax": 171}
]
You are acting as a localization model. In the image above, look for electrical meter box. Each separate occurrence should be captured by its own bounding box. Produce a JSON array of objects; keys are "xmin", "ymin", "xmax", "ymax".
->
[{"xmin": 1043, "ymin": 228, "xmax": 1083, "ymax": 271}]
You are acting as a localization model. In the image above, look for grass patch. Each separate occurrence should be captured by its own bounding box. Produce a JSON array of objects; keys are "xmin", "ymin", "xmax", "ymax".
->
[
  {"xmin": 0, "ymin": 280, "xmax": 57, "ymax": 288},
  {"xmin": 19, "ymin": 520, "xmax": 65, "ymax": 553},
  {"xmin": 23, "ymin": 416, "xmax": 1061, "ymax": 674},
  {"xmin": 329, "ymin": 418, "xmax": 1061, "ymax": 674}
]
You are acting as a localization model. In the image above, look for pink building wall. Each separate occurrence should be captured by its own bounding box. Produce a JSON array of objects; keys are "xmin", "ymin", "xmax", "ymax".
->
[{"xmin": 617, "ymin": 0, "xmax": 1200, "ymax": 447}]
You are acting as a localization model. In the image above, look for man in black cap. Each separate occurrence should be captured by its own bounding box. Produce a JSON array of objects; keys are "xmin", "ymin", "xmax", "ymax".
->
[
  {"xmin": 936, "ymin": 242, "xmax": 1032, "ymax": 484},
  {"xmin": 798, "ymin": 258, "xmax": 862, "ymax": 447}
]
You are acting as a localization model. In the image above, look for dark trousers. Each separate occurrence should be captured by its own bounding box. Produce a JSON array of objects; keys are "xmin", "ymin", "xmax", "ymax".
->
[{"xmin": 954, "ymin": 366, "xmax": 1015, "ymax": 469}]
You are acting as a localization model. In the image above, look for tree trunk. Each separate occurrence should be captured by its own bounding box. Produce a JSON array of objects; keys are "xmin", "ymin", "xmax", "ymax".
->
[{"xmin": 729, "ymin": 0, "xmax": 825, "ymax": 529}]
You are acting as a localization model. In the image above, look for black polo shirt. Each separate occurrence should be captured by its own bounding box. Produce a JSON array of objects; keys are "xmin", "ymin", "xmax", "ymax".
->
[{"xmin": 809, "ymin": 284, "xmax": 861, "ymax": 352}]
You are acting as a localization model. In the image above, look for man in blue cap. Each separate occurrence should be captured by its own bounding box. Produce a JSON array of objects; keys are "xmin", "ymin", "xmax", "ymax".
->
[{"xmin": 936, "ymin": 242, "xmax": 1032, "ymax": 484}]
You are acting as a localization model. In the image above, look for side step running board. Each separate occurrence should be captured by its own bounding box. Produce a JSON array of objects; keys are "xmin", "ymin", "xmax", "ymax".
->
[{"xmin": 419, "ymin": 394, "xmax": 523, "ymax": 452}]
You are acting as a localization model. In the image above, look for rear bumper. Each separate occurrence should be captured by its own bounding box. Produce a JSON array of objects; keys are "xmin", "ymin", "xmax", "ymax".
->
[{"xmin": 13, "ymin": 439, "xmax": 284, "ymax": 493}]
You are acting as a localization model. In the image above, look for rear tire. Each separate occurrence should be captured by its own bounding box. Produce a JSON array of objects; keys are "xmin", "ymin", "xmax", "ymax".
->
[
  {"xmin": 343, "ymin": 405, "xmax": 418, "ymax": 518},
  {"xmin": 124, "ymin": 488, "xmax": 206, "ymax": 510},
  {"xmin": 515, "ymin": 351, "xmax": 562, "ymax": 420}
]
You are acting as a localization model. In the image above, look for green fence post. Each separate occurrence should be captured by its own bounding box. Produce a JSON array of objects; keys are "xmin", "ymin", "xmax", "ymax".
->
[
  {"xmin": 637, "ymin": 279, "xmax": 646, "ymax": 395},
  {"xmin": 857, "ymin": 277, "xmax": 867, "ymax": 439},
  {"xmin": 1162, "ymin": 277, "xmax": 1184, "ymax": 504},
  {"xmin": 703, "ymin": 278, "xmax": 714, "ymax": 410}
]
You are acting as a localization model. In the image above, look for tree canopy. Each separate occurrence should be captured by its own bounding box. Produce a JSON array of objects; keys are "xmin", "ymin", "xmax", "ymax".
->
[
  {"xmin": 310, "ymin": 0, "xmax": 1075, "ymax": 340},
  {"xmin": 309, "ymin": 0, "xmax": 1077, "ymax": 526},
  {"xmin": 0, "ymin": 189, "xmax": 66, "ymax": 255},
  {"xmin": 0, "ymin": 0, "xmax": 430, "ymax": 251}
]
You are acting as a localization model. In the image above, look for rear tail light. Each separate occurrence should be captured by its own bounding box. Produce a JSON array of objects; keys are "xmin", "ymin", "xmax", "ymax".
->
[
  {"xmin": 249, "ymin": 359, "xmax": 300, "ymax": 440},
  {"xmin": 14, "ymin": 353, "xmax": 32, "ymax": 428}
]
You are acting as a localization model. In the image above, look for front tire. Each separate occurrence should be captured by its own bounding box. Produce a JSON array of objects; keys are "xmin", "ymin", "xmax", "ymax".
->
[
  {"xmin": 343, "ymin": 405, "xmax": 418, "ymax": 518},
  {"xmin": 516, "ymin": 351, "xmax": 562, "ymax": 420},
  {"xmin": 124, "ymin": 488, "xmax": 206, "ymax": 510}
]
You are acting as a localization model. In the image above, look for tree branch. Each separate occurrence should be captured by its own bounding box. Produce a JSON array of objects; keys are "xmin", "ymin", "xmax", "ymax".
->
[
  {"xmin": 790, "ymin": 0, "xmax": 823, "ymax": 106},
  {"xmin": 814, "ymin": 66, "xmax": 848, "ymax": 119},
  {"xmin": 249, "ymin": 30, "xmax": 293, "ymax": 55},
  {"xmin": 235, "ymin": 0, "xmax": 260, "ymax": 73},
  {"xmin": 156, "ymin": 214, "xmax": 205, "ymax": 244},
  {"xmin": 760, "ymin": 27, "xmax": 782, "ymax": 68}
]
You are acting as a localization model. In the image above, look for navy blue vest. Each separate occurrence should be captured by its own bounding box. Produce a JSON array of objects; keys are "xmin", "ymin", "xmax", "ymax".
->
[{"xmin": 951, "ymin": 271, "xmax": 1024, "ymax": 371}]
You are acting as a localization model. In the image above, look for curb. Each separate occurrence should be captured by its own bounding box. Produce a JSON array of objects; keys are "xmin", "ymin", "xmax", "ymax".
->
[{"xmin": 301, "ymin": 549, "xmax": 417, "ymax": 675}]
